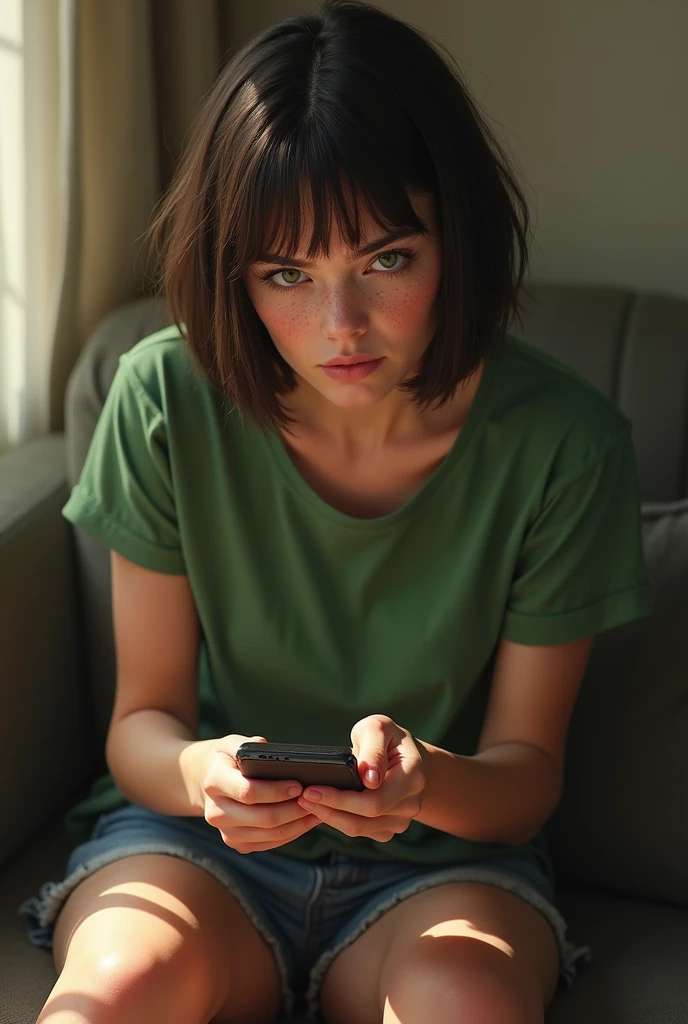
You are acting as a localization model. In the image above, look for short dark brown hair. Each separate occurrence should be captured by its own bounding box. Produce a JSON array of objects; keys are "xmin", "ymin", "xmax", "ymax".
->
[{"xmin": 145, "ymin": 0, "xmax": 533, "ymax": 435}]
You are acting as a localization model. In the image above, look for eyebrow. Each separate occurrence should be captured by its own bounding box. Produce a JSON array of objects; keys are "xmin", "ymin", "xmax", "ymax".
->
[{"xmin": 254, "ymin": 228, "xmax": 424, "ymax": 269}]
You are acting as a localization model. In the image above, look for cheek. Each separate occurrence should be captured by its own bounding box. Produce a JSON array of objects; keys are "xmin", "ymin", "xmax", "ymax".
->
[
  {"xmin": 251, "ymin": 294, "xmax": 314, "ymax": 356},
  {"xmin": 375, "ymin": 271, "xmax": 441, "ymax": 334}
]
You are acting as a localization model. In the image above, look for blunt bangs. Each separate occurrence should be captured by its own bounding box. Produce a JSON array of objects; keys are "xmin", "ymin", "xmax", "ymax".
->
[
  {"xmin": 231, "ymin": 158, "xmax": 430, "ymax": 280},
  {"xmin": 145, "ymin": 0, "xmax": 532, "ymax": 435}
]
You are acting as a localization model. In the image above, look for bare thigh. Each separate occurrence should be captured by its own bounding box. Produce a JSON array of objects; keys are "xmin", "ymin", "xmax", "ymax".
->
[
  {"xmin": 40, "ymin": 853, "xmax": 282, "ymax": 1024},
  {"xmin": 319, "ymin": 881, "xmax": 560, "ymax": 1024}
]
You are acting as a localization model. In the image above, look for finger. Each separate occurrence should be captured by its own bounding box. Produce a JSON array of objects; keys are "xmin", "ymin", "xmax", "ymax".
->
[
  {"xmin": 205, "ymin": 758, "xmax": 304, "ymax": 804},
  {"xmin": 299, "ymin": 803, "xmax": 411, "ymax": 838},
  {"xmin": 234, "ymin": 775, "xmax": 305, "ymax": 805},
  {"xmin": 351, "ymin": 716, "xmax": 395, "ymax": 788},
  {"xmin": 225, "ymin": 815, "xmax": 321, "ymax": 853},
  {"xmin": 299, "ymin": 772, "xmax": 423, "ymax": 820},
  {"xmin": 330, "ymin": 733, "xmax": 424, "ymax": 811},
  {"xmin": 299, "ymin": 769, "xmax": 404, "ymax": 816},
  {"xmin": 209, "ymin": 794, "xmax": 313, "ymax": 828}
]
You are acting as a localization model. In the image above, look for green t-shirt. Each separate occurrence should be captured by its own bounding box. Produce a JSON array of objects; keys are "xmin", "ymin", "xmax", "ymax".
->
[{"xmin": 61, "ymin": 326, "xmax": 652, "ymax": 890}]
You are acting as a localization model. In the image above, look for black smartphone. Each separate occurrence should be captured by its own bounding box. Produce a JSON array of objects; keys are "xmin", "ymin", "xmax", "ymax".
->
[{"xmin": 236, "ymin": 742, "xmax": 365, "ymax": 791}]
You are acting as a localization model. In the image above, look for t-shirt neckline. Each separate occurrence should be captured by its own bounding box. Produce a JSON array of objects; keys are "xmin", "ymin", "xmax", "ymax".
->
[{"xmin": 264, "ymin": 335, "xmax": 505, "ymax": 529}]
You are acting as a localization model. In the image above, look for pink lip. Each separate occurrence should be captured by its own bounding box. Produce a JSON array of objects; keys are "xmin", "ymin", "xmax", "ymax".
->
[
  {"xmin": 322, "ymin": 355, "xmax": 379, "ymax": 366},
  {"xmin": 321, "ymin": 357, "xmax": 384, "ymax": 381}
]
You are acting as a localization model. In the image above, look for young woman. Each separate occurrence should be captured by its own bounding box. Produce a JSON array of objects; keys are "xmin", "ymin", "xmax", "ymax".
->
[{"xmin": 22, "ymin": 2, "xmax": 651, "ymax": 1022}]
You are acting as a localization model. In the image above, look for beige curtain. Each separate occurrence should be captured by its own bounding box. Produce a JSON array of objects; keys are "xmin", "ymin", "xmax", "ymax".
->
[{"xmin": 0, "ymin": 0, "xmax": 239, "ymax": 453}]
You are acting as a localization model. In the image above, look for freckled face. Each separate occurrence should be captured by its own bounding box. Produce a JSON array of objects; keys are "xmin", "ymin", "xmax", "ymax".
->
[{"xmin": 242, "ymin": 191, "xmax": 443, "ymax": 409}]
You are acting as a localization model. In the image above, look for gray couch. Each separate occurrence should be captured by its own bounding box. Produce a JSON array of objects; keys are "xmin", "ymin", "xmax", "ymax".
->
[{"xmin": 2, "ymin": 283, "xmax": 687, "ymax": 1023}]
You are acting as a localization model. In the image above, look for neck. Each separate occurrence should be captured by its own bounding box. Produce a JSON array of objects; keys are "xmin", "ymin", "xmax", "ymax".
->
[{"xmin": 283, "ymin": 362, "xmax": 484, "ymax": 456}]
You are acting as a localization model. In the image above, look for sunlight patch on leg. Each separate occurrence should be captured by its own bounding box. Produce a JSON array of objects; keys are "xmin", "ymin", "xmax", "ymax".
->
[{"xmin": 420, "ymin": 916, "xmax": 515, "ymax": 958}]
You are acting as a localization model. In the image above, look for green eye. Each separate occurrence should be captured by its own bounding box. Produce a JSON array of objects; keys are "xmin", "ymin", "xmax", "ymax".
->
[
  {"xmin": 279, "ymin": 269, "xmax": 301, "ymax": 285},
  {"xmin": 376, "ymin": 252, "xmax": 400, "ymax": 270}
]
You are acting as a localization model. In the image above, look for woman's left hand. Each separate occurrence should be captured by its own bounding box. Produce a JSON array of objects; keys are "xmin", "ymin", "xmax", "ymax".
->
[{"xmin": 297, "ymin": 715, "xmax": 427, "ymax": 842}]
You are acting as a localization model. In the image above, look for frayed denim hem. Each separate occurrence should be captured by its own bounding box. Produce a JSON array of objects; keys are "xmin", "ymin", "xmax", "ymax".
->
[
  {"xmin": 303, "ymin": 865, "xmax": 591, "ymax": 1021},
  {"xmin": 17, "ymin": 841, "xmax": 296, "ymax": 1019}
]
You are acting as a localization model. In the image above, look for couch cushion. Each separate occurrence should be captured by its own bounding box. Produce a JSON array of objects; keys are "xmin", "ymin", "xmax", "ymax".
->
[
  {"xmin": 546, "ymin": 500, "xmax": 688, "ymax": 906},
  {"xmin": 0, "ymin": 435, "xmax": 92, "ymax": 869},
  {"xmin": 516, "ymin": 283, "xmax": 688, "ymax": 502},
  {"xmin": 547, "ymin": 883, "xmax": 688, "ymax": 1024},
  {"xmin": 0, "ymin": 818, "xmax": 72, "ymax": 1024}
]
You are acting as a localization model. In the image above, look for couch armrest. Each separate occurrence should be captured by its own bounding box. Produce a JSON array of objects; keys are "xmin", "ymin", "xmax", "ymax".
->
[{"xmin": 0, "ymin": 434, "xmax": 93, "ymax": 867}]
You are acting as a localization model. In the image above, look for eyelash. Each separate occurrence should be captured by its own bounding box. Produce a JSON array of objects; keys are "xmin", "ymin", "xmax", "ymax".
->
[{"xmin": 256, "ymin": 247, "xmax": 419, "ymax": 290}]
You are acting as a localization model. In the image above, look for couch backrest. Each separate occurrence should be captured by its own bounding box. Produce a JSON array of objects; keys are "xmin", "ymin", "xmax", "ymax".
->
[
  {"xmin": 517, "ymin": 284, "xmax": 688, "ymax": 501},
  {"xmin": 63, "ymin": 284, "xmax": 688, "ymax": 905}
]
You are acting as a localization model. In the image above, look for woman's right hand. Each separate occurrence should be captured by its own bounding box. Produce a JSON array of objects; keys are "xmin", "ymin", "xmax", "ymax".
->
[{"xmin": 195, "ymin": 734, "xmax": 321, "ymax": 854}]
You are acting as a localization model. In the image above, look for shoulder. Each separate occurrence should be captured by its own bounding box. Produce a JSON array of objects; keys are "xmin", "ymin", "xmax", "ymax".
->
[
  {"xmin": 116, "ymin": 323, "xmax": 210, "ymax": 413},
  {"xmin": 495, "ymin": 333, "xmax": 633, "ymax": 478}
]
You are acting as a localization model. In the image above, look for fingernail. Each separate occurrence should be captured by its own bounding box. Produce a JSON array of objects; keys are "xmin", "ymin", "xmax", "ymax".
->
[
  {"xmin": 304, "ymin": 789, "xmax": 322, "ymax": 802},
  {"xmin": 366, "ymin": 768, "xmax": 380, "ymax": 784},
  {"xmin": 288, "ymin": 786, "xmax": 301, "ymax": 797}
]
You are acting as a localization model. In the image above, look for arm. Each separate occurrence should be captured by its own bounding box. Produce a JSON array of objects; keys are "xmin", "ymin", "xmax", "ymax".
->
[
  {"xmin": 107, "ymin": 708, "xmax": 212, "ymax": 816},
  {"xmin": 414, "ymin": 635, "xmax": 594, "ymax": 844},
  {"xmin": 104, "ymin": 550, "xmax": 210, "ymax": 816}
]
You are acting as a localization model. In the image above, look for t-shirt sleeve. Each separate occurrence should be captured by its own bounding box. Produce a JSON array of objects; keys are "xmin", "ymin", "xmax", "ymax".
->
[
  {"xmin": 61, "ymin": 357, "xmax": 186, "ymax": 574},
  {"xmin": 501, "ymin": 424, "xmax": 653, "ymax": 645}
]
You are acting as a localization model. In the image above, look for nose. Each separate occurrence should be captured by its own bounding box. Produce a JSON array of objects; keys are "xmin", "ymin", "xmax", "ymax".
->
[{"xmin": 321, "ymin": 283, "xmax": 368, "ymax": 341}]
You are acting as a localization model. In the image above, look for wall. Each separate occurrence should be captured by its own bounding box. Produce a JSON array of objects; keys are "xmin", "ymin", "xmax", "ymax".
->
[{"xmin": 226, "ymin": 0, "xmax": 688, "ymax": 299}]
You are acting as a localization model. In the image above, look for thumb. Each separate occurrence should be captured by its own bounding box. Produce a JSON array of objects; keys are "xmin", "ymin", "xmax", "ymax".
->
[{"xmin": 357, "ymin": 740, "xmax": 389, "ymax": 788}]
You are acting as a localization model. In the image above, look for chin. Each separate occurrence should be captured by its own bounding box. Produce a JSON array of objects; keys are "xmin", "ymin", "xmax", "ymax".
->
[{"xmin": 321, "ymin": 381, "xmax": 389, "ymax": 404}]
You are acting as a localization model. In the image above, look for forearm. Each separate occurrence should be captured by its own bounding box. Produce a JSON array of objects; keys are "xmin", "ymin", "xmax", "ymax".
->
[
  {"xmin": 106, "ymin": 709, "xmax": 213, "ymax": 817},
  {"xmin": 414, "ymin": 740, "xmax": 562, "ymax": 845}
]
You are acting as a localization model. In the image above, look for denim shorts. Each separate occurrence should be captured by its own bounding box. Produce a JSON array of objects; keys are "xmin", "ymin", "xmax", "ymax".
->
[{"xmin": 20, "ymin": 803, "xmax": 591, "ymax": 1021}]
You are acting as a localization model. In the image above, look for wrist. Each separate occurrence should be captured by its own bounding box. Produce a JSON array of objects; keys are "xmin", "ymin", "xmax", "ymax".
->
[
  {"xmin": 413, "ymin": 736, "xmax": 435, "ymax": 797},
  {"xmin": 180, "ymin": 738, "xmax": 214, "ymax": 814}
]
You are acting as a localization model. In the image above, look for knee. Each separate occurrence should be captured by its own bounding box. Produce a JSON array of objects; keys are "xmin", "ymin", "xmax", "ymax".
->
[
  {"xmin": 40, "ymin": 941, "xmax": 213, "ymax": 1024},
  {"xmin": 89, "ymin": 945, "xmax": 190, "ymax": 1012},
  {"xmin": 383, "ymin": 938, "xmax": 539, "ymax": 1024}
]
